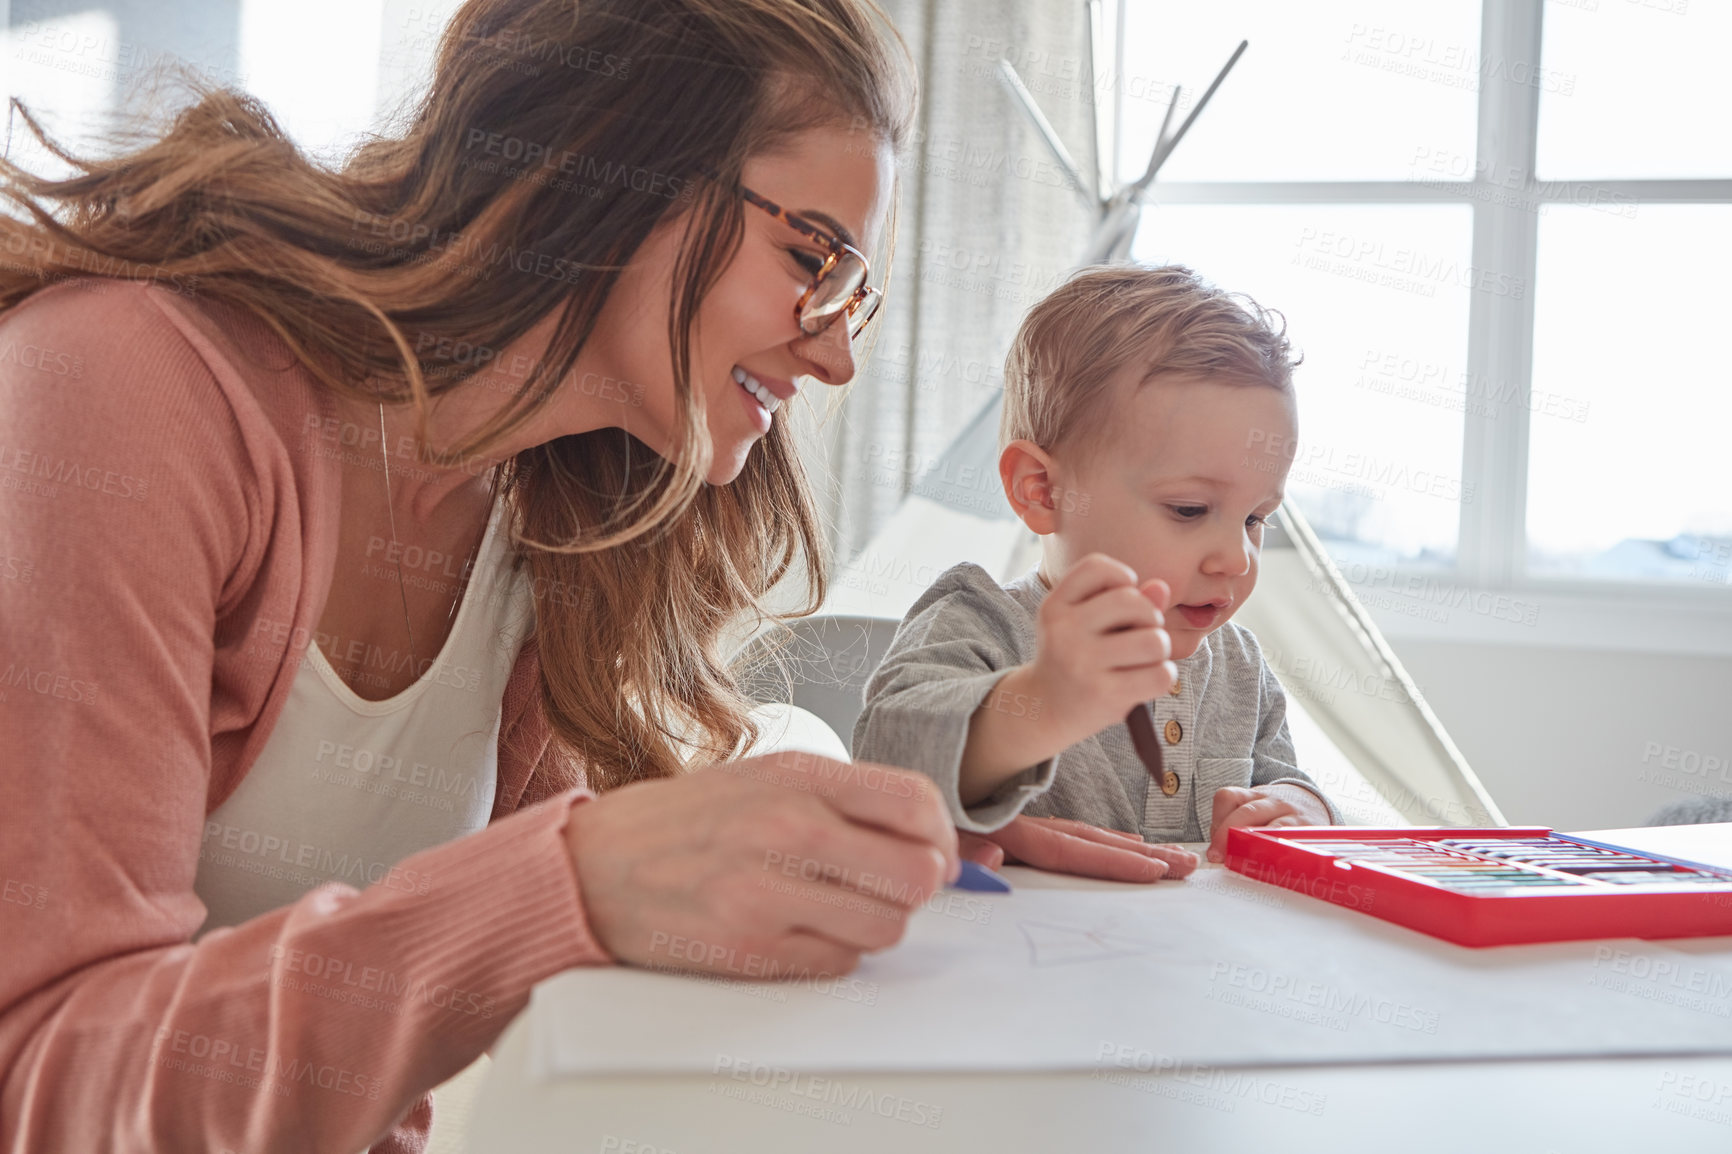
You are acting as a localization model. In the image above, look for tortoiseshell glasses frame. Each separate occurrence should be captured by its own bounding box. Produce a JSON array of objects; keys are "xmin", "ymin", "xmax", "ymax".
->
[{"xmin": 735, "ymin": 182, "xmax": 883, "ymax": 340}]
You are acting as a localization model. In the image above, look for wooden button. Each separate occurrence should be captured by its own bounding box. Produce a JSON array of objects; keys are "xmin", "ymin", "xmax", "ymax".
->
[
  {"xmin": 1170, "ymin": 678, "xmax": 1182, "ymax": 697},
  {"xmin": 1160, "ymin": 770, "xmax": 1181, "ymax": 796},
  {"xmin": 1164, "ymin": 719, "xmax": 1183, "ymax": 744}
]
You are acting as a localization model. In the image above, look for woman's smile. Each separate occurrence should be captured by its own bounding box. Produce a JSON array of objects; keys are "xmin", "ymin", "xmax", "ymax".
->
[{"xmin": 731, "ymin": 364, "xmax": 790, "ymax": 435}]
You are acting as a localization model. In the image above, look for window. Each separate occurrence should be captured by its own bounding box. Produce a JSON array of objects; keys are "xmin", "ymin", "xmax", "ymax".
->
[
  {"xmin": 1117, "ymin": 0, "xmax": 1732, "ymax": 604},
  {"xmin": 236, "ymin": 0, "xmax": 391, "ymax": 164},
  {"xmin": 4, "ymin": 1, "xmax": 426, "ymax": 174},
  {"xmin": 1527, "ymin": 205, "xmax": 1732, "ymax": 582},
  {"xmin": 4, "ymin": 10, "xmax": 122, "ymax": 182}
]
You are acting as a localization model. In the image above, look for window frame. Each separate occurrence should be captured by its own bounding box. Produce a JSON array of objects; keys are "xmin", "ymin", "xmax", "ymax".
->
[{"xmin": 1125, "ymin": 0, "xmax": 1732, "ymax": 653}]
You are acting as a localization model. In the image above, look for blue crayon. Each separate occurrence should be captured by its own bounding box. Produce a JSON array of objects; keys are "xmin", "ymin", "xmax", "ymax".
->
[{"xmin": 950, "ymin": 860, "xmax": 1013, "ymax": 893}]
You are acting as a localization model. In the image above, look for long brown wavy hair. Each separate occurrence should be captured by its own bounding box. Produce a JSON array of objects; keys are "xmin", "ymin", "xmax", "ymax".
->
[{"xmin": 0, "ymin": 0, "xmax": 916, "ymax": 792}]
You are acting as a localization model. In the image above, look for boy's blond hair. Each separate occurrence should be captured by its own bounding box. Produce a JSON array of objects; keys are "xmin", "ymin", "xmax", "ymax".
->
[{"xmin": 1000, "ymin": 263, "xmax": 1298, "ymax": 455}]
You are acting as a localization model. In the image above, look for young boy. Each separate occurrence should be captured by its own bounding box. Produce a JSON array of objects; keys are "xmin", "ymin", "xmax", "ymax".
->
[{"xmin": 851, "ymin": 264, "xmax": 1340, "ymax": 865}]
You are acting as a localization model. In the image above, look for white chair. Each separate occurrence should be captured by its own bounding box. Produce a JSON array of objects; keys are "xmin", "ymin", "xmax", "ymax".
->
[{"xmin": 732, "ymin": 614, "xmax": 904, "ymax": 748}]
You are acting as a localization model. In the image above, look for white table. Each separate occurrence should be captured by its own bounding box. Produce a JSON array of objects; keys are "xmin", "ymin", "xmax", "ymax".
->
[{"xmin": 466, "ymin": 825, "xmax": 1732, "ymax": 1153}]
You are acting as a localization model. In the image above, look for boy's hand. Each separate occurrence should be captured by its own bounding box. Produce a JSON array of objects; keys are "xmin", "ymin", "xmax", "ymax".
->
[
  {"xmin": 1205, "ymin": 784, "xmax": 1333, "ymax": 863},
  {"xmin": 1025, "ymin": 553, "xmax": 1177, "ymax": 747}
]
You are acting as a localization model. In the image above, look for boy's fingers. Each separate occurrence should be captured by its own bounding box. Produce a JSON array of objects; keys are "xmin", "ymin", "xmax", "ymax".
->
[
  {"xmin": 1050, "ymin": 553, "xmax": 1138, "ymax": 608},
  {"xmin": 1113, "ymin": 660, "xmax": 1180, "ymax": 706},
  {"xmin": 1206, "ymin": 797, "xmax": 1302, "ymax": 862},
  {"xmin": 1072, "ymin": 585, "xmax": 1162, "ymax": 638},
  {"xmin": 1209, "ymin": 787, "xmax": 1260, "ymax": 833},
  {"xmin": 1099, "ymin": 626, "xmax": 1171, "ymax": 672},
  {"xmin": 1139, "ymin": 577, "xmax": 1172, "ymax": 613}
]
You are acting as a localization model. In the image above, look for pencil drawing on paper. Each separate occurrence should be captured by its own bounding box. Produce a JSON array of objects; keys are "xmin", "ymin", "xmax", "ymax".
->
[{"xmin": 1017, "ymin": 919, "xmax": 1173, "ymax": 968}]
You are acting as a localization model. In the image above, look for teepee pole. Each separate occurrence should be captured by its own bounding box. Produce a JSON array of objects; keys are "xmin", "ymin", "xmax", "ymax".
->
[
  {"xmin": 994, "ymin": 59, "xmax": 1095, "ymax": 208},
  {"xmin": 1130, "ymin": 39, "xmax": 1246, "ymax": 202},
  {"xmin": 997, "ymin": 2, "xmax": 1247, "ymax": 267}
]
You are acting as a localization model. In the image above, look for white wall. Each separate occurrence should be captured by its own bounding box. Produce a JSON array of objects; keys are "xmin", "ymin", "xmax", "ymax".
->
[{"xmin": 1390, "ymin": 638, "xmax": 1732, "ymax": 831}]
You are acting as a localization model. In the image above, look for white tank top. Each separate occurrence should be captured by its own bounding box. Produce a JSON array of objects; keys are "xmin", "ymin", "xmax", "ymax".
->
[{"xmin": 193, "ymin": 489, "xmax": 535, "ymax": 935}]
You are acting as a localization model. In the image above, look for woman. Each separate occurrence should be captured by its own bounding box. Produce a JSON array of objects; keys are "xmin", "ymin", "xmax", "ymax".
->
[{"xmin": 0, "ymin": 1, "xmax": 1182, "ymax": 1149}]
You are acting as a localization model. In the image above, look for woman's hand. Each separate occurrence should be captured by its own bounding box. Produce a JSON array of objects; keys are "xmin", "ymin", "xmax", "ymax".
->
[
  {"xmin": 563, "ymin": 751, "xmax": 960, "ymax": 979},
  {"xmin": 958, "ymin": 814, "xmax": 1199, "ymax": 883}
]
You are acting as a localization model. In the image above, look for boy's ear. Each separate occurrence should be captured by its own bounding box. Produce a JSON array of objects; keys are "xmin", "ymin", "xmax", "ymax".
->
[{"xmin": 1000, "ymin": 439, "xmax": 1060, "ymax": 535}]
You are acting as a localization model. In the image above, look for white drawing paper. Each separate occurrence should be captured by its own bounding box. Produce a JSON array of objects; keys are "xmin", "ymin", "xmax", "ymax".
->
[{"xmin": 528, "ymin": 864, "xmax": 1732, "ymax": 1078}]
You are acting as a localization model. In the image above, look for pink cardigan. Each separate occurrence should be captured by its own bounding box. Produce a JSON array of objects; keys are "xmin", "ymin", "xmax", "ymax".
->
[{"xmin": 0, "ymin": 278, "xmax": 612, "ymax": 1152}]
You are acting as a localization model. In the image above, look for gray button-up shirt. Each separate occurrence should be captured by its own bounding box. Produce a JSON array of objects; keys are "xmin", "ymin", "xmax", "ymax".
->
[{"xmin": 852, "ymin": 561, "xmax": 1342, "ymax": 839}]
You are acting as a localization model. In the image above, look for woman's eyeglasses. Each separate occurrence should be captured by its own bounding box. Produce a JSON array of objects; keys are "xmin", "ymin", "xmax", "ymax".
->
[{"xmin": 735, "ymin": 183, "xmax": 882, "ymax": 341}]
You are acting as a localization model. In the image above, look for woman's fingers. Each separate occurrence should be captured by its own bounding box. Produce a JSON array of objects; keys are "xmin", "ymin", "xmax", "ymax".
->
[
  {"xmin": 987, "ymin": 816, "xmax": 1168, "ymax": 883},
  {"xmin": 957, "ymin": 830, "xmax": 1006, "ymax": 870},
  {"xmin": 771, "ymin": 929, "xmax": 868, "ymax": 979},
  {"xmin": 766, "ymin": 876, "xmax": 920, "ymax": 953},
  {"xmin": 565, "ymin": 753, "xmax": 960, "ymax": 981},
  {"xmin": 1023, "ymin": 832, "xmax": 1169, "ymax": 883},
  {"xmin": 728, "ymin": 752, "xmax": 960, "ymax": 884},
  {"xmin": 1007, "ymin": 816, "xmax": 1196, "ymax": 869},
  {"xmin": 974, "ymin": 818, "xmax": 1171, "ymax": 879},
  {"xmin": 1142, "ymin": 842, "xmax": 1201, "ymax": 878},
  {"xmin": 759, "ymin": 818, "xmax": 950, "ymax": 914},
  {"xmin": 1024, "ymin": 816, "xmax": 1150, "ymax": 849}
]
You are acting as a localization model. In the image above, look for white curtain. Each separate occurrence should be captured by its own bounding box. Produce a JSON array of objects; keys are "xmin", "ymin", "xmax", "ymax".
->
[{"xmin": 800, "ymin": 0, "xmax": 1096, "ymax": 564}]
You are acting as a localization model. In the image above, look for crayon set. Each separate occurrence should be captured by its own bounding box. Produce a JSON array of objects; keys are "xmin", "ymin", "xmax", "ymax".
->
[{"xmin": 1223, "ymin": 826, "xmax": 1732, "ymax": 947}]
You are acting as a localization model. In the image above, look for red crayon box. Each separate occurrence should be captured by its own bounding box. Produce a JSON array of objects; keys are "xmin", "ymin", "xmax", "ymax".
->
[{"xmin": 1225, "ymin": 826, "xmax": 1732, "ymax": 947}]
